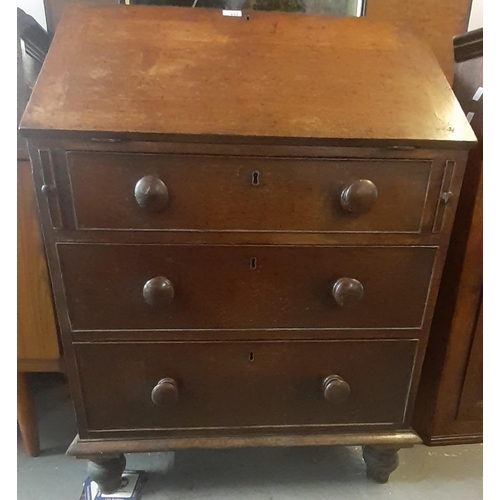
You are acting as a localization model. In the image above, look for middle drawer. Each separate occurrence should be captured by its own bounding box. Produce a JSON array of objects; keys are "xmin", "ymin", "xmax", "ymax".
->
[{"xmin": 58, "ymin": 244, "xmax": 436, "ymax": 331}]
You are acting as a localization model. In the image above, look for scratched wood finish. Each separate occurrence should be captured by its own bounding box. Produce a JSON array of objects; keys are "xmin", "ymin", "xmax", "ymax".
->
[
  {"xmin": 43, "ymin": 0, "xmax": 471, "ymax": 84},
  {"xmin": 17, "ymin": 159, "xmax": 60, "ymax": 366},
  {"xmin": 67, "ymin": 153, "xmax": 432, "ymax": 233},
  {"xmin": 21, "ymin": 6, "xmax": 475, "ymax": 146},
  {"xmin": 75, "ymin": 340, "xmax": 417, "ymax": 437},
  {"xmin": 57, "ymin": 244, "xmax": 436, "ymax": 331}
]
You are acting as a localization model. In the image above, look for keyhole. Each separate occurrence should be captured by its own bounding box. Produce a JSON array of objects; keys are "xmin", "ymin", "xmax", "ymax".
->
[
  {"xmin": 249, "ymin": 352, "xmax": 255, "ymax": 362},
  {"xmin": 252, "ymin": 171, "xmax": 260, "ymax": 186},
  {"xmin": 250, "ymin": 257, "xmax": 257, "ymax": 270}
]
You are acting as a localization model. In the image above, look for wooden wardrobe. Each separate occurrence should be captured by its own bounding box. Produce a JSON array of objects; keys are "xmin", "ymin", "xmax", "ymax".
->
[{"xmin": 413, "ymin": 28, "xmax": 483, "ymax": 445}]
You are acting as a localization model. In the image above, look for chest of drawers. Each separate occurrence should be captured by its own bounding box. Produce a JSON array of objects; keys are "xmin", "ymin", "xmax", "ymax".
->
[{"xmin": 20, "ymin": 5, "xmax": 476, "ymax": 492}]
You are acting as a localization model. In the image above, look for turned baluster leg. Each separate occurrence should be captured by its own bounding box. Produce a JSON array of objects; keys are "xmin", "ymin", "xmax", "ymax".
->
[
  {"xmin": 87, "ymin": 454, "xmax": 126, "ymax": 494},
  {"xmin": 362, "ymin": 445, "xmax": 400, "ymax": 483}
]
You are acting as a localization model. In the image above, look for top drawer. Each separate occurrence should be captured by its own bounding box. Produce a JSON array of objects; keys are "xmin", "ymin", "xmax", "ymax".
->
[{"xmin": 66, "ymin": 152, "xmax": 431, "ymax": 233}]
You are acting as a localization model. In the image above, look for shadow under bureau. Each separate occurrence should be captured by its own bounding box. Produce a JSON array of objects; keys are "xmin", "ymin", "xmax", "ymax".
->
[{"xmin": 20, "ymin": 4, "xmax": 476, "ymax": 493}]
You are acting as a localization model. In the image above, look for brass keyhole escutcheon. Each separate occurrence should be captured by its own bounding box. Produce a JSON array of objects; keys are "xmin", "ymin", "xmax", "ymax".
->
[{"xmin": 252, "ymin": 171, "xmax": 260, "ymax": 186}]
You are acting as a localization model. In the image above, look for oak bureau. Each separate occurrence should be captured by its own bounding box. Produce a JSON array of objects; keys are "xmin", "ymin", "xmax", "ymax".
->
[{"xmin": 20, "ymin": 4, "xmax": 476, "ymax": 492}]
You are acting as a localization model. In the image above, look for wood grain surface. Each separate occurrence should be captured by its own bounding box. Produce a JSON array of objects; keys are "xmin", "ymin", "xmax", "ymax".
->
[
  {"xmin": 67, "ymin": 430, "xmax": 422, "ymax": 456},
  {"xmin": 57, "ymin": 244, "xmax": 436, "ymax": 331},
  {"xmin": 75, "ymin": 339, "xmax": 417, "ymax": 436},
  {"xmin": 17, "ymin": 159, "xmax": 60, "ymax": 367},
  {"xmin": 43, "ymin": 1, "xmax": 471, "ymax": 84},
  {"xmin": 67, "ymin": 152, "xmax": 432, "ymax": 233},
  {"xmin": 21, "ymin": 5, "xmax": 475, "ymax": 146}
]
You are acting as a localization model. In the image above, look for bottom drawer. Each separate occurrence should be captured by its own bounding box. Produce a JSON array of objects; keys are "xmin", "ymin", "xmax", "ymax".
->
[{"xmin": 75, "ymin": 339, "xmax": 418, "ymax": 435}]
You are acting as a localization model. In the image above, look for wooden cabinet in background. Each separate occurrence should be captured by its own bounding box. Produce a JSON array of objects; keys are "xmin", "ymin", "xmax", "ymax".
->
[
  {"xmin": 18, "ymin": 157, "xmax": 60, "ymax": 373},
  {"xmin": 17, "ymin": 153, "xmax": 62, "ymax": 458},
  {"xmin": 17, "ymin": 8, "xmax": 62, "ymax": 457},
  {"xmin": 412, "ymin": 28, "xmax": 483, "ymax": 446}
]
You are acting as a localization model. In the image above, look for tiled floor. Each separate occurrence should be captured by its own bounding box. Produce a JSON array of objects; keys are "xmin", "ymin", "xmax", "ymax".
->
[{"xmin": 17, "ymin": 374, "xmax": 483, "ymax": 499}]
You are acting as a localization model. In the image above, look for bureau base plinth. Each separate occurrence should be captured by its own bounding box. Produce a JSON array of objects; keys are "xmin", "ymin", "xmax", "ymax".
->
[{"xmin": 69, "ymin": 431, "xmax": 420, "ymax": 491}]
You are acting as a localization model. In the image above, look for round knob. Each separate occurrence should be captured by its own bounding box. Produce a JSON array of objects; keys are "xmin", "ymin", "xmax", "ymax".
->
[
  {"xmin": 323, "ymin": 375, "xmax": 351, "ymax": 404},
  {"xmin": 143, "ymin": 277, "xmax": 174, "ymax": 307},
  {"xmin": 134, "ymin": 175, "xmax": 169, "ymax": 211},
  {"xmin": 151, "ymin": 378, "xmax": 178, "ymax": 406},
  {"xmin": 332, "ymin": 278, "xmax": 364, "ymax": 308},
  {"xmin": 340, "ymin": 179, "xmax": 378, "ymax": 214}
]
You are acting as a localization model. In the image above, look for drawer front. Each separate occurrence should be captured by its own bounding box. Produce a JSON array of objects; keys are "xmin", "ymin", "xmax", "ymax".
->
[
  {"xmin": 76, "ymin": 340, "xmax": 418, "ymax": 433},
  {"xmin": 58, "ymin": 244, "xmax": 436, "ymax": 331},
  {"xmin": 67, "ymin": 152, "xmax": 431, "ymax": 233}
]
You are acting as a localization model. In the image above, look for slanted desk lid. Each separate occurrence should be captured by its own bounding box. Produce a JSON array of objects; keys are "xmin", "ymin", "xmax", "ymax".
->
[{"xmin": 20, "ymin": 5, "xmax": 476, "ymax": 148}]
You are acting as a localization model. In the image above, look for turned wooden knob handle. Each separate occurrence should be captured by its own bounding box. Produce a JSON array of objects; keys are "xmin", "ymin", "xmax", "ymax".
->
[
  {"xmin": 143, "ymin": 277, "xmax": 174, "ymax": 307},
  {"xmin": 332, "ymin": 278, "xmax": 364, "ymax": 308},
  {"xmin": 323, "ymin": 375, "xmax": 351, "ymax": 404},
  {"xmin": 151, "ymin": 378, "xmax": 178, "ymax": 406},
  {"xmin": 340, "ymin": 179, "xmax": 378, "ymax": 213},
  {"xmin": 134, "ymin": 175, "xmax": 169, "ymax": 211}
]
